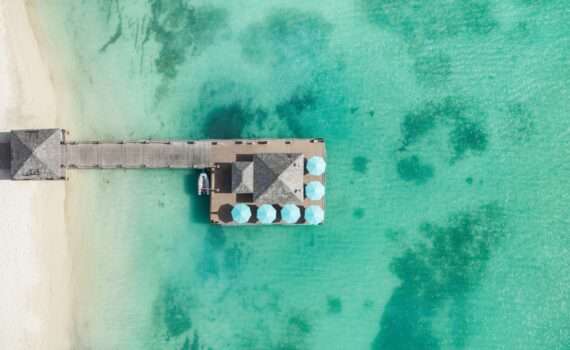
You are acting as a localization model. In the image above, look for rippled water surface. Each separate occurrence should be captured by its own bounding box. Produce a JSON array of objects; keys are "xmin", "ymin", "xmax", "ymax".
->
[{"xmin": 36, "ymin": 0, "xmax": 570, "ymax": 349}]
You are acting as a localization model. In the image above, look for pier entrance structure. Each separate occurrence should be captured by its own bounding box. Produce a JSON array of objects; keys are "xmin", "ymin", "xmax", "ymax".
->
[
  {"xmin": 8, "ymin": 129, "xmax": 212, "ymax": 179},
  {"xmin": 2, "ymin": 129, "xmax": 326, "ymax": 225},
  {"xmin": 10, "ymin": 129, "xmax": 66, "ymax": 180}
]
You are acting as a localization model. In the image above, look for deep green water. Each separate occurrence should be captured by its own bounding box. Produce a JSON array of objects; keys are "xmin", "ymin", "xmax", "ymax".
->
[{"xmin": 36, "ymin": 0, "xmax": 570, "ymax": 349}]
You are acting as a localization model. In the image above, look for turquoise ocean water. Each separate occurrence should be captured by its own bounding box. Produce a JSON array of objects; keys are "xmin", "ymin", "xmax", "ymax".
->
[{"xmin": 34, "ymin": 1, "xmax": 570, "ymax": 349}]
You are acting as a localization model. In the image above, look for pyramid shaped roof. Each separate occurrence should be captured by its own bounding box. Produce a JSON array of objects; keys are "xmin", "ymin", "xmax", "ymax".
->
[
  {"xmin": 11, "ymin": 129, "xmax": 65, "ymax": 180},
  {"xmin": 231, "ymin": 161, "xmax": 254, "ymax": 193},
  {"xmin": 253, "ymin": 153, "xmax": 304, "ymax": 204}
]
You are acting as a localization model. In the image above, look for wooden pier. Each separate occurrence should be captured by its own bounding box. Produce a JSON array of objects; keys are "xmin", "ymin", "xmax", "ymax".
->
[
  {"xmin": 64, "ymin": 141, "xmax": 212, "ymax": 169},
  {"xmin": 2, "ymin": 129, "xmax": 327, "ymax": 225},
  {"xmin": 3, "ymin": 129, "xmax": 215, "ymax": 179}
]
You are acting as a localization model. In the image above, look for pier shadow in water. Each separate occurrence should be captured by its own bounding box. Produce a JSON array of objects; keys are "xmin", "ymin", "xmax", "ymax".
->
[{"xmin": 184, "ymin": 171, "xmax": 210, "ymax": 224}]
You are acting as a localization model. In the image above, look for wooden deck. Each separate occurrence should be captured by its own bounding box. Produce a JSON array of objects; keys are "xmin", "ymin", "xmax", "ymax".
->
[
  {"xmin": 62, "ymin": 137, "xmax": 327, "ymax": 225},
  {"xmin": 64, "ymin": 141, "xmax": 212, "ymax": 169},
  {"xmin": 5, "ymin": 128, "xmax": 327, "ymax": 226},
  {"xmin": 206, "ymin": 139, "xmax": 326, "ymax": 225}
]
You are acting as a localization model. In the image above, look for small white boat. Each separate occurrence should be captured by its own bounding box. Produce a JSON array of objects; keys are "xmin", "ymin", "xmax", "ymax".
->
[{"xmin": 198, "ymin": 172, "xmax": 210, "ymax": 196}]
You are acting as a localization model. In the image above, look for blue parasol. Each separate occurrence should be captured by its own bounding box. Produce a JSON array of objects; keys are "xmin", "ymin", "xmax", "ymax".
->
[
  {"xmin": 305, "ymin": 181, "xmax": 325, "ymax": 200},
  {"xmin": 231, "ymin": 204, "xmax": 251, "ymax": 224},
  {"xmin": 257, "ymin": 204, "xmax": 277, "ymax": 224},
  {"xmin": 306, "ymin": 156, "xmax": 326, "ymax": 176},
  {"xmin": 281, "ymin": 204, "xmax": 301, "ymax": 224},
  {"xmin": 304, "ymin": 205, "xmax": 324, "ymax": 225}
]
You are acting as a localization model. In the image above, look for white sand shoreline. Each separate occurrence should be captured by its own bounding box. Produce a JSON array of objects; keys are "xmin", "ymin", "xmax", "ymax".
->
[{"xmin": 0, "ymin": 1, "xmax": 71, "ymax": 349}]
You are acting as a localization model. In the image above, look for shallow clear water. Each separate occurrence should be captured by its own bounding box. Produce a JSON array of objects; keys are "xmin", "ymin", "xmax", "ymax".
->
[{"xmin": 36, "ymin": 0, "xmax": 570, "ymax": 349}]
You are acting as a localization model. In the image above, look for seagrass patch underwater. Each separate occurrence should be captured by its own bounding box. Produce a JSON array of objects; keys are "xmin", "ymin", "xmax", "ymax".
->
[{"xmin": 34, "ymin": 0, "xmax": 570, "ymax": 348}]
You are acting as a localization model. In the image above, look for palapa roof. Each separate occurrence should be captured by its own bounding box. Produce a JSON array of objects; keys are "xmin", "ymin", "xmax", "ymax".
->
[
  {"xmin": 252, "ymin": 153, "xmax": 304, "ymax": 204},
  {"xmin": 230, "ymin": 153, "xmax": 305, "ymax": 204},
  {"xmin": 231, "ymin": 161, "xmax": 254, "ymax": 193},
  {"xmin": 10, "ymin": 129, "xmax": 65, "ymax": 180}
]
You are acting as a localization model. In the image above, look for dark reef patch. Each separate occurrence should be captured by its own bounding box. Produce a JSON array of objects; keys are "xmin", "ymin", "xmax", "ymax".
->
[
  {"xmin": 194, "ymin": 79, "xmax": 267, "ymax": 139},
  {"xmin": 413, "ymin": 51, "xmax": 452, "ymax": 86},
  {"xmin": 327, "ymin": 296, "xmax": 343, "ymax": 314},
  {"xmin": 191, "ymin": 332, "xmax": 200, "ymax": 350},
  {"xmin": 399, "ymin": 97, "xmax": 489, "ymax": 162},
  {"xmin": 449, "ymin": 118, "xmax": 488, "ymax": 161},
  {"xmin": 181, "ymin": 7, "xmax": 351, "ymax": 146},
  {"xmin": 275, "ymin": 87, "xmax": 319, "ymax": 137},
  {"xmin": 203, "ymin": 103, "xmax": 251, "ymax": 139},
  {"xmin": 277, "ymin": 312, "xmax": 313, "ymax": 349},
  {"xmin": 181, "ymin": 337, "xmax": 190, "ymax": 350},
  {"xmin": 362, "ymin": 0, "xmax": 496, "ymax": 89},
  {"xmin": 353, "ymin": 208, "xmax": 366, "ymax": 220},
  {"xmin": 178, "ymin": 332, "xmax": 201, "ymax": 350},
  {"xmin": 146, "ymin": 0, "xmax": 228, "ymax": 79},
  {"xmin": 353, "ymin": 156, "xmax": 370, "ymax": 174},
  {"xmin": 385, "ymin": 228, "xmax": 405, "ymax": 242},
  {"xmin": 288, "ymin": 314, "xmax": 313, "ymax": 335},
  {"xmin": 505, "ymin": 102, "xmax": 536, "ymax": 143},
  {"xmin": 362, "ymin": 0, "xmax": 497, "ymax": 41},
  {"xmin": 273, "ymin": 81, "xmax": 350, "ymax": 139},
  {"xmin": 396, "ymin": 155, "xmax": 434, "ymax": 185},
  {"xmin": 154, "ymin": 284, "xmax": 193, "ymax": 340},
  {"xmin": 400, "ymin": 104, "xmax": 439, "ymax": 149},
  {"xmin": 372, "ymin": 203, "xmax": 506, "ymax": 349},
  {"xmin": 239, "ymin": 8, "xmax": 333, "ymax": 65},
  {"xmin": 237, "ymin": 8, "xmax": 350, "ymax": 140}
]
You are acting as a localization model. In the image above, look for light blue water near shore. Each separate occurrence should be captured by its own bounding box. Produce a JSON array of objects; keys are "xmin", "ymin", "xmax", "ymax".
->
[{"xmin": 35, "ymin": 0, "xmax": 570, "ymax": 349}]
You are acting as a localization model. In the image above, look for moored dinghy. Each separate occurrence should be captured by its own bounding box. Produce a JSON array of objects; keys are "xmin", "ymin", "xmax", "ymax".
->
[{"xmin": 198, "ymin": 172, "xmax": 210, "ymax": 195}]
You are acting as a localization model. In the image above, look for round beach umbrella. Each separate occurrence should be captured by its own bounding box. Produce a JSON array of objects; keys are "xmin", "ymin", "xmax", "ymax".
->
[
  {"xmin": 281, "ymin": 204, "xmax": 301, "ymax": 224},
  {"xmin": 257, "ymin": 204, "xmax": 277, "ymax": 224},
  {"xmin": 306, "ymin": 156, "xmax": 326, "ymax": 176},
  {"xmin": 231, "ymin": 204, "xmax": 251, "ymax": 224},
  {"xmin": 305, "ymin": 181, "xmax": 325, "ymax": 200},
  {"xmin": 305, "ymin": 205, "xmax": 324, "ymax": 225}
]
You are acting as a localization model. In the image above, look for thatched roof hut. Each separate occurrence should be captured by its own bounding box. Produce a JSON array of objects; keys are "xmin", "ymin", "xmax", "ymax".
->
[
  {"xmin": 10, "ymin": 129, "xmax": 65, "ymax": 180},
  {"xmin": 231, "ymin": 161, "xmax": 254, "ymax": 193},
  {"xmin": 230, "ymin": 153, "xmax": 304, "ymax": 205},
  {"xmin": 253, "ymin": 153, "xmax": 304, "ymax": 204}
]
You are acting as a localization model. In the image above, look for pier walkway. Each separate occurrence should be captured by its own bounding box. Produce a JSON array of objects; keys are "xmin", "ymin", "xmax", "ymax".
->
[
  {"xmin": 3, "ymin": 129, "xmax": 327, "ymax": 225},
  {"xmin": 64, "ymin": 141, "xmax": 212, "ymax": 169}
]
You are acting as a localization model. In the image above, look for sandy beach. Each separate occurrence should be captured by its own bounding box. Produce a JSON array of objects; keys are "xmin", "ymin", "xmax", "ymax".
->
[{"xmin": 0, "ymin": 1, "xmax": 70, "ymax": 349}]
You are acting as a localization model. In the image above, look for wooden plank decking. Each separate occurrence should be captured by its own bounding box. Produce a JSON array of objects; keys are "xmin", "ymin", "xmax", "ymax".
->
[
  {"xmin": 206, "ymin": 139, "xmax": 326, "ymax": 224},
  {"xmin": 4, "ymin": 128, "xmax": 327, "ymax": 225},
  {"xmin": 64, "ymin": 141, "xmax": 212, "ymax": 169}
]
